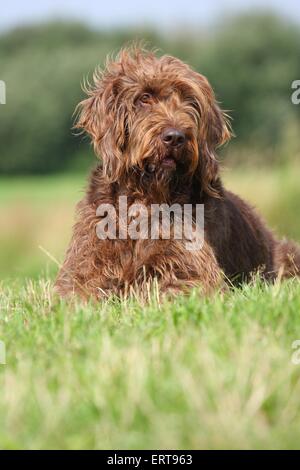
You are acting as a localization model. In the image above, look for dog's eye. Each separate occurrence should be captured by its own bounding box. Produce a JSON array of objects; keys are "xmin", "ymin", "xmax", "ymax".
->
[{"xmin": 139, "ymin": 93, "xmax": 152, "ymax": 105}]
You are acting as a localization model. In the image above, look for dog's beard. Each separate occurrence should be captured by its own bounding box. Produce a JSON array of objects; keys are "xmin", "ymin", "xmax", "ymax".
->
[
  {"xmin": 142, "ymin": 144, "xmax": 198, "ymax": 185},
  {"xmin": 144, "ymin": 153, "xmax": 178, "ymax": 176},
  {"xmin": 125, "ymin": 127, "xmax": 199, "ymax": 192},
  {"xmin": 124, "ymin": 152, "xmax": 193, "ymax": 201}
]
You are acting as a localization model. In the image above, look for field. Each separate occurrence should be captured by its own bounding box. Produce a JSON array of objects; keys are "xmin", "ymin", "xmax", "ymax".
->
[{"xmin": 1, "ymin": 164, "xmax": 300, "ymax": 449}]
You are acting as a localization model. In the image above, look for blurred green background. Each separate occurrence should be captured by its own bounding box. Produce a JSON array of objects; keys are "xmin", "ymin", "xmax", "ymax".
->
[{"xmin": 0, "ymin": 4, "xmax": 299, "ymax": 280}]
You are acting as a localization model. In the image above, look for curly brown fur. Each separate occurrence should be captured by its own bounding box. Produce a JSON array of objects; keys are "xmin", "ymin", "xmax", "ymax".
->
[{"xmin": 55, "ymin": 46, "xmax": 300, "ymax": 300}]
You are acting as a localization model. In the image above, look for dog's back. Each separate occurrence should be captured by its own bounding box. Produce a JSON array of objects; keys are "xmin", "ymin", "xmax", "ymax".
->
[{"xmin": 204, "ymin": 188, "xmax": 300, "ymax": 283}]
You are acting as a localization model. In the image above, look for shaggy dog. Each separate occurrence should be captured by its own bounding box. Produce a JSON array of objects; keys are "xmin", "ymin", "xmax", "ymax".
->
[{"xmin": 55, "ymin": 47, "xmax": 300, "ymax": 299}]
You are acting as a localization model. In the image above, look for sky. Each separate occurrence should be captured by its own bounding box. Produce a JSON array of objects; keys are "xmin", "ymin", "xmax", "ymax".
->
[{"xmin": 1, "ymin": 0, "xmax": 300, "ymax": 32}]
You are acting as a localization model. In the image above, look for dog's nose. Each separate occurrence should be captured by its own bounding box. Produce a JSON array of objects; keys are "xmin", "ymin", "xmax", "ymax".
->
[{"xmin": 161, "ymin": 128, "xmax": 186, "ymax": 148}]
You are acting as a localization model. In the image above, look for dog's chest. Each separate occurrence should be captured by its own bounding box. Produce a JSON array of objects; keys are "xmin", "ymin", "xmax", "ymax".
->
[{"xmin": 93, "ymin": 198, "xmax": 205, "ymax": 289}]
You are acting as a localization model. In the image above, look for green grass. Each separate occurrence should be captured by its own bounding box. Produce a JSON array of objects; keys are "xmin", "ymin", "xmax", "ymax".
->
[
  {"xmin": 1, "ymin": 279, "xmax": 300, "ymax": 449},
  {"xmin": 0, "ymin": 174, "xmax": 85, "ymax": 280}
]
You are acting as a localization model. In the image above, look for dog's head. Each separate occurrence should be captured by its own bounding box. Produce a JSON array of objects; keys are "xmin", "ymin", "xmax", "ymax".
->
[{"xmin": 76, "ymin": 46, "xmax": 231, "ymax": 196}]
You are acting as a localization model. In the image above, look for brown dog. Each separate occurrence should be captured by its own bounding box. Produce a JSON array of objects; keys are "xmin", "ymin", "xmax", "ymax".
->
[{"xmin": 55, "ymin": 47, "xmax": 300, "ymax": 299}]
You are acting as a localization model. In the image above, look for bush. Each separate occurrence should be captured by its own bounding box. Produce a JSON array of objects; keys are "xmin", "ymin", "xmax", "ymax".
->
[{"xmin": 193, "ymin": 14, "xmax": 300, "ymax": 161}]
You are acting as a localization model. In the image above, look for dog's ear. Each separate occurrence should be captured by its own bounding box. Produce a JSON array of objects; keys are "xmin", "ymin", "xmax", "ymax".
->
[
  {"xmin": 75, "ymin": 73, "xmax": 127, "ymax": 182},
  {"xmin": 192, "ymin": 72, "xmax": 231, "ymax": 197}
]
